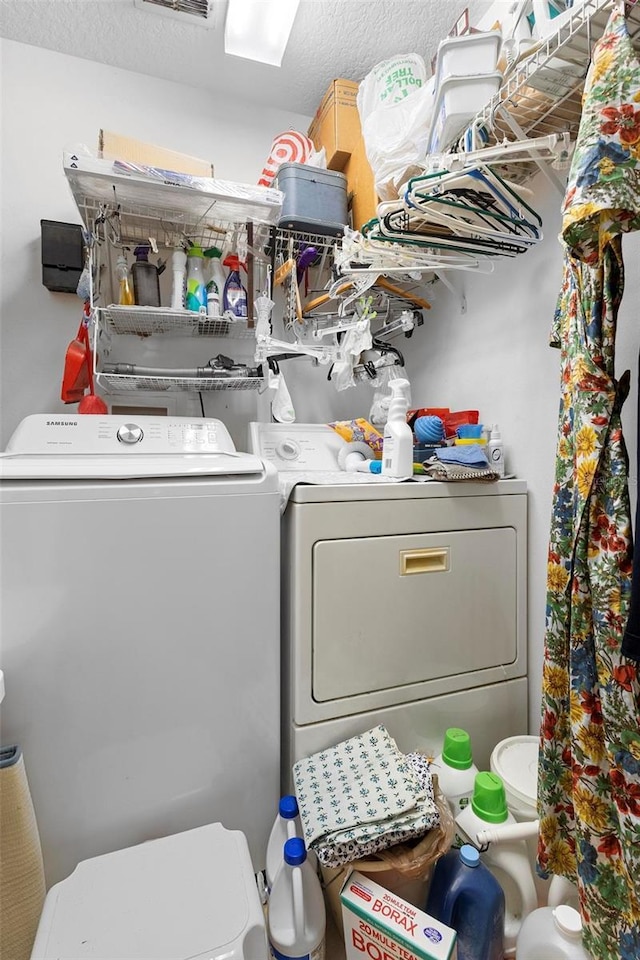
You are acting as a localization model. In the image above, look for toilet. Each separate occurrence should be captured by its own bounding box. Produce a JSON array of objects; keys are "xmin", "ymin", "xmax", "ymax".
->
[{"xmin": 30, "ymin": 823, "xmax": 269, "ymax": 960}]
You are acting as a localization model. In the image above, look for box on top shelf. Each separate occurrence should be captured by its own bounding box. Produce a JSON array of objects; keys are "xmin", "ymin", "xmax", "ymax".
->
[
  {"xmin": 99, "ymin": 130, "xmax": 214, "ymax": 178},
  {"xmin": 434, "ymin": 31, "xmax": 502, "ymax": 85},
  {"xmin": 344, "ymin": 137, "xmax": 379, "ymax": 231},
  {"xmin": 307, "ymin": 79, "xmax": 361, "ymax": 171}
]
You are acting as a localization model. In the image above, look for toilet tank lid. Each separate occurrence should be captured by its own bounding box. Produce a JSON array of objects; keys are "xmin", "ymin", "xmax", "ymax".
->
[{"xmin": 30, "ymin": 823, "xmax": 266, "ymax": 959}]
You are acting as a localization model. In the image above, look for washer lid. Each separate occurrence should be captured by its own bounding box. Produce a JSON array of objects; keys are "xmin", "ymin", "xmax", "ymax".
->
[
  {"xmin": 1, "ymin": 414, "xmax": 267, "ymax": 479},
  {"xmin": 490, "ymin": 735, "xmax": 539, "ymax": 807},
  {"xmin": 31, "ymin": 823, "xmax": 267, "ymax": 960}
]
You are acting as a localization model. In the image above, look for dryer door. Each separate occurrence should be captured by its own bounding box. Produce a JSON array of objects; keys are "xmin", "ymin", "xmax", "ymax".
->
[{"xmin": 312, "ymin": 526, "xmax": 517, "ymax": 701}]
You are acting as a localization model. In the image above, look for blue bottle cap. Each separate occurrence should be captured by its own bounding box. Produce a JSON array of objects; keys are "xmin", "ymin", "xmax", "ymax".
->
[
  {"xmin": 460, "ymin": 844, "xmax": 480, "ymax": 867},
  {"xmin": 284, "ymin": 837, "xmax": 307, "ymax": 866},
  {"xmin": 279, "ymin": 795, "xmax": 299, "ymax": 819}
]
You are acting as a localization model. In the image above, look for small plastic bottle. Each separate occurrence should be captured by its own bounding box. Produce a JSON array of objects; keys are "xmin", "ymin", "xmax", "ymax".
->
[
  {"xmin": 222, "ymin": 255, "xmax": 248, "ymax": 318},
  {"xmin": 487, "ymin": 424, "xmax": 505, "ymax": 477},
  {"xmin": 185, "ymin": 244, "xmax": 207, "ymax": 312},
  {"xmin": 116, "ymin": 254, "xmax": 134, "ymax": 306},
  {"xmin": 265, "ymin": 795, "xmax": 302, "ymax": 892},
  {"xmin": 268, "ymin": 837, "xmax": 325, "ymax": 960},
  {"xmin": 425, "ymin": 844, "xmax": 505, "ymax": 960},
  {"xmin": 433, "ymin": 728, "xmax": 479, "ymax": 820},
  {"xmin": 170, "ymin": 249, "xmax": 187, "ymax": 310},
  {"xmin": 382, "ymin": 378, "xmax": 413, "ymax": 479},
  {"xmin": 516, "ymin": 905, "xmax": 590, "ymax": 960},
  {"xmin": 204, "ymin": 246, "xmax": 227, "ymax": 318}
]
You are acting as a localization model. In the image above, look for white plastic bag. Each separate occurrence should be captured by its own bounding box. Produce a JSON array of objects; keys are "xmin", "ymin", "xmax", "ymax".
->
[{"xmin": 357, "ymin": 55, "xmax": 435, "ymax": 202}]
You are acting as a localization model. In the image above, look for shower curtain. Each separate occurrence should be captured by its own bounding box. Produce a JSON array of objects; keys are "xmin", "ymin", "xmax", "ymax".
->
[{"xmin": 537, "ymin": 5, "xmax": 640, "ymax": 959}]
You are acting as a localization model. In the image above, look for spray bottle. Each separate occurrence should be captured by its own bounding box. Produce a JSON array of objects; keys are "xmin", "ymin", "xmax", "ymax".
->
[
  {"xmin": 204, "ymin": 247, "xmax": 227, "ymax": 318},
  {"xmin": 132, "ymin": 244, "xmax": 162, "ymax": 307},
  {"xmin": 222, "ymin": 255, "xmax": 248, "ymax": 318},
  {"xmin": 382, "ymin": 378, "xmax": 413, "ymax": 479},
  {"xmin": 487, "ymin": 424, "xmax": 505, "ymax": 477}
]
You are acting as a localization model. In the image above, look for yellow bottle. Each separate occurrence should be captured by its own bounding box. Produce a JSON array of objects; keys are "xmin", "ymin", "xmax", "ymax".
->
[{"xmin": 116, "ymin": 254, "xmax": 134, "ymax": 306}]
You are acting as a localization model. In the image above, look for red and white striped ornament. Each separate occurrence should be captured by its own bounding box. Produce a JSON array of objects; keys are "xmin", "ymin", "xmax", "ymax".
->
[{"xmin": 258, "ymin": 130, "xmax": 315, "ymax": 187}]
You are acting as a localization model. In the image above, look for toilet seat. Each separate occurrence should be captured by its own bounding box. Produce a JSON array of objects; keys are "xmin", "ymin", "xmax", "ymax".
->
[{"xmin": 30, "ymin": 823, "xmax": 268, "ymax": 959}]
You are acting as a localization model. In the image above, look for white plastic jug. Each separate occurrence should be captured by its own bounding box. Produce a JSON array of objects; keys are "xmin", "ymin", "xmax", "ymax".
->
[
  {"xmin": 456, "ymin": 772, "xmax": 538, "ymax": 958},
  {"xmin": 266, "ymin": 795, "xmax": 302, "ymax": 891},
  {"xmin": 516, "ymin": 905, "xmax": 591, "ymax": 959},
  {"xmin": 268, "ymin": 837, "xmax": 325, "ymax": 960}
]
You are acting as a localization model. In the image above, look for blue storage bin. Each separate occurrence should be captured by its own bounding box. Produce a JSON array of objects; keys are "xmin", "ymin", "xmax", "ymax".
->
[{"xmin": 275, "ymin": 162, "xmax": 348, "ymax": 236}]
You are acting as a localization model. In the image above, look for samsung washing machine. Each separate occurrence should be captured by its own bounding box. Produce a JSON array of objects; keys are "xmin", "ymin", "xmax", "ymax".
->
[{"xmin": 250, "ymin": 422, "xmax": 528, "ymax": 790}]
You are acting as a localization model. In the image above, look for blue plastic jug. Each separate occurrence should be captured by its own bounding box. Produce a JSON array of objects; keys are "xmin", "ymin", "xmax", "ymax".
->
[{"xmin": 425, "ymin": 844, "xmax": 505, "ymax": 960}]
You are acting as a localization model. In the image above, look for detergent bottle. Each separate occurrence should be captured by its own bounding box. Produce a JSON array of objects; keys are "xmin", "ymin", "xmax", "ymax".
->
[
  {"xmin": 222, "ymin": 255, "xmax": 248, "ymax": 318},
  {"xmin": 381, "ymin": 378, "xmax": 413, "ymax": 479},
  {"xmin": 265, "ymin": 795, "xmax": 303, "ymax": 892},
  {"xmin": 185, "ymin": 245, "xmax": 207, "ymax": 312},
  {"xmin": 516, "ymin": 905, "xmax": 591, "ymax": 960},
  {"xmin": 425, "ymin": 844, "xmax": 505, "ymax": 960},
  {"xmin": 204, "ymin": 247, "xmax": 227, "ymax": 318},
  {"xmin": 116, "ymin": 254, "xmax": 134, "ymax": 306},
  {"xmin": 267, "ymin": 837, "xmax": 325, "ymax": 960},
  {"xmin": 455, "ymin": 772, "xmax": 538, "ymax": 958}
]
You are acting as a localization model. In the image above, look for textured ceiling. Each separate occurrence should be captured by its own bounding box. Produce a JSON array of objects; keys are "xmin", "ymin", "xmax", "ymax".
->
[{"xmin": 0, "ymin": 0, "xmax": 494, "ymax": 115}]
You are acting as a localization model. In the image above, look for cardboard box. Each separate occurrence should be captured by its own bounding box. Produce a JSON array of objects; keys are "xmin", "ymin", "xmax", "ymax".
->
[
  {"xmin": 341, "ymin": 870, "xmax": 457, "ymax": 960},
  {"xmin": 98, "ymin": 130, "xmax": 214, "ymax": 177},
  {"xmin": 344, "ymin": 137, "xmax": 379, "ymax": 231},
  {"xmin": 307, "ymin": 79, "xmax": 361, "ymax": 171}
]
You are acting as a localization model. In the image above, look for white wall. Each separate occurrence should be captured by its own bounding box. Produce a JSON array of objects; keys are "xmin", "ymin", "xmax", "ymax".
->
[{"xmin": 2, "ymin": 38, "xmax": 639, "ymax": 736}]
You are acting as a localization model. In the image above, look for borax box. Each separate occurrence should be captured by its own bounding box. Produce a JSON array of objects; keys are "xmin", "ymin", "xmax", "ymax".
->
[{"xmin": 340, "ymin": 871, "xmax": 457, "ymax": 960}]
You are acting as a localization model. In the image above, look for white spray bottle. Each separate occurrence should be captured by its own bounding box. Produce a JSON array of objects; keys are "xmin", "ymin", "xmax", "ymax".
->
[{"xmin": 382, "ymin": 378, "xmax": 413, "ymax": 479}]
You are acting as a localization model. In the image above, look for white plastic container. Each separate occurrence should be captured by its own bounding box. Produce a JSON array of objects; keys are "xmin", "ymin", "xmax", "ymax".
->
[
  {"xmin": 428, "ymin": 71, "xmax": 503, "ymax": 154},
  {"xmin": 516, "ymin": 905, "xmax": 591, "ymax": 960},
  {"xmin": 456, "ymin": 772, "xmax": 538, "ymax": 958},
  {"xmin": 170, "ymin": 249, "xmax": 186, "ymax": 310},
  {"xmin": 487, "ymin": 424, "xmax": 505, "ymax": 478},
  {"xmin": 268, "ymin": 837, "xmax": 325, "ymax": 960},
  {"xmin": 381, "ymin": 378, "xmax": 413, "ymax": 479},
  {"xmin": 265, "ymin": 795, "xmax": 302, "ymax": 891},
  {"xmin": 433, "ymin": 727, "xmax": 479, "ymax": 820},
  {"xmin": 435, "ymin": 31, "xmax": 501, "ymax": 84}
]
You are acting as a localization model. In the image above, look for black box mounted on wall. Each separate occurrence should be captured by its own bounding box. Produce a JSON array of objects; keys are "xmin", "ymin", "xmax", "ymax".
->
[{"xmin": 41, "ymin": 220, "xmax": 84, "ymax": 293}]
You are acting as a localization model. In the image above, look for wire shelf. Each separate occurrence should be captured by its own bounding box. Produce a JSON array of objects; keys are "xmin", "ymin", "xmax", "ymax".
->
[
  {"xmin": 100, "ymin": 305, "xmax": 256, "ymax": 338},
  {"xmin": 96, "ymin": 372, "xmax": 262, "ymax": 393},
  {"xmin": 272, "ymin": 227, "xmax": 342, "ymax": 262}
]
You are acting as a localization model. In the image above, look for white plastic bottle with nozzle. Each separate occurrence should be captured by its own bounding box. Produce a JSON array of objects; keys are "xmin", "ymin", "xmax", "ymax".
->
[
  {"xmin": 268, "ymin": 837, "xmax": 325, "ymax": 960},
  {"xmin": 382, "ymin": 378, "xmax": 413, "ymax": 479},
  {"xmin": 433, "ymin": 727, "xmax": 479, "ymax": 825},
  {"xmin": 487, "ymin": 424, "xmax": 505, "ymax": 477},
  {"xmin": 516, "ymin": 905, "xmax": 591, "ymax": 960},
  {"xmin": 170, "ymin": 250, "xmax": 187, "ymax": 310},
  {"xmin": 266, "ymin": 795, "xmax": 303, "ymax": 892},
  {"xmin": 455, "ymin": 771, "xmax": 538, "ymax": 958}
]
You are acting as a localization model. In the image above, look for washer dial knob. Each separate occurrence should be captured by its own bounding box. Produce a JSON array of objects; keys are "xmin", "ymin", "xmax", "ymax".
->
[
  {"xmin": 276, "ymin": 438, "xmax": 300, "ymax": 461},
  {"xmin": 117, "ymin": 423, "xmax": 144, "ymax": 445}
]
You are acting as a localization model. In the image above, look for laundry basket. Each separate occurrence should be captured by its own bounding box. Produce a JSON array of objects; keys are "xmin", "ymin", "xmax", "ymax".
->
[{"xmin": 320, "ymin": 780, "xmax": 454, "ymax": 936}]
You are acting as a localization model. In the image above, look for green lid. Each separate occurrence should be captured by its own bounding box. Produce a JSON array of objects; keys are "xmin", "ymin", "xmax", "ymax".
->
[
  {"xmin": 204, "ymin": 246, "xmax": 223, "ymax": 259},
  {"xmin": 442, "ymin": 727, "xmax": 473, "ymax": 770},
  {"xmin": 471, "ymin": 771, "xmax": 509, "ymax": 823},
  {"xmin": 187, "ymin": 244, "xmax": 204, "ymax": 258}
]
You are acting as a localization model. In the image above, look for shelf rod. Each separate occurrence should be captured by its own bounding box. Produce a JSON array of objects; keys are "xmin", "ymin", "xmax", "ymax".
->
[{"xmin": 494, "ymin": 108, "xmax": 568, "ymax": 196}]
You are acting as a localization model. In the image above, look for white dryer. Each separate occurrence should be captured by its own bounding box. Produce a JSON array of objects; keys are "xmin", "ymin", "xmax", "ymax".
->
[
  {"xmin": 250, "ymin": 423, "xmax": 528, "ymax": 790},
  {"xmin": 0, "ymin": 415, "xmax": 280, "ymax": 886}
]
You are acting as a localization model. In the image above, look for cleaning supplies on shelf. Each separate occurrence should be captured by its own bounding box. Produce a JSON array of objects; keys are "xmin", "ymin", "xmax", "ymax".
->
[
  {"xmin": 455, "ymin": 772, "xmax": 538, "ymax": 958},
  {"xmin": 116, "ymin": 254, "xmax": 134, "ymax": 306},
  {"xmin": 170, "ymin": 249, "xmax": 187, "ymax": 310},
  {"xmin": 204, "ymin": 247, "xmax": 227, "ymax": 318},
  {"xmin": 222, "ymin": 255, "xmax": 248, "ymax": 318},
  {"xmin": 185, "ymin": 244, "xmax": 207, "ymax": 312},
  {"xmin": 487, "ymin": 424, "xmax": 505, "ymax": 478},
  {"xmin": 382, "ymin": 378, "xmax": 413, "ymax": 479},
  {"xmin": 433, "ymin": 728, "xmax": 479, "ymax": 823},
  {"xmin": 267, "ymin": 837, "xmax": 325, "ymax": 960},
  {"xmin": 131, "ymin": 244, "xmax": 162, "ymax": 307},
  {"xmin": 265, "ymin": 795, "xmax": 303, "ymax": 892},
  {"xmin": 425, "ymin": 844, "xmax": 505, "ymax": 960}
]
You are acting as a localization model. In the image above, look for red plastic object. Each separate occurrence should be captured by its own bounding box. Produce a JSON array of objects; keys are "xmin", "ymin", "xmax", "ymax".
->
[{"xmin": 443, "ymin": 410, "xmax": 479, "ymax": 438}]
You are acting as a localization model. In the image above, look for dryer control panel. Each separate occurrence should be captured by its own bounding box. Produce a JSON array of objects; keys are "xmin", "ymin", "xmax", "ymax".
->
[{"xmin": 249, "ymin": 423, "xmax": 348, "ymax": 471}]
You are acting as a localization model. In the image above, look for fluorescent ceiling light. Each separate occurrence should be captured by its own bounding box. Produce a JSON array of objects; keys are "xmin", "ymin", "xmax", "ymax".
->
[{"xmin": 224, "ymin": 0, "xmax": 301, "ymax": 67}]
